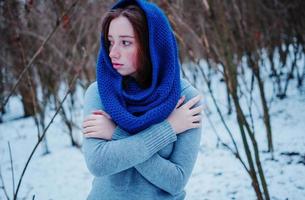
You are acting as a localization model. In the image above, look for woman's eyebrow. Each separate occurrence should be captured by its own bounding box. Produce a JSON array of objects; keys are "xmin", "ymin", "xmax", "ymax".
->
[
  {"xmin": 108, "ymin": 35, "xmax": 135, "ymax": 38},
  {"xmin": 119, "ymin": 35, "xmax": 135, "ymax": 38}
]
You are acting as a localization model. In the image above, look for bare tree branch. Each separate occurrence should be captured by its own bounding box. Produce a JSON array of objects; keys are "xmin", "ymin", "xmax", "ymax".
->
[{"xmin": 0, "ymin": 0, "xmax": 81, "ymax": 112}]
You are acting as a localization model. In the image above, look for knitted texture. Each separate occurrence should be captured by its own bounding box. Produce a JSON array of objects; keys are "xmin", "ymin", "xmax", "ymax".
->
[
  {"xmin": 82, "ymin": 78, "xmax": 202, "ymax": 200},
  {"xmin": 96, "ymin": 0, "xmax": 181, "ymax": 134}
]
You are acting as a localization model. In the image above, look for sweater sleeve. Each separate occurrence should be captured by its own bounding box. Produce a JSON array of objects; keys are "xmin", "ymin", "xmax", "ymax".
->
[
  {"xmin": 82, "ymin": 82, "xmax": 177, "ymax": 177},
  {"xmin": 134, "ymin": 124, "xmax": 201, "ymax": 195},
  {"xmin": 112, "ymin": 85, "xmax": 203, "ymax": 195}
]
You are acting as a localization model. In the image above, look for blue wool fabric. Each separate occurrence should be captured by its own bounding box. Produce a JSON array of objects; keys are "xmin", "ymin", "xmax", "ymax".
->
[{"xmin": 96, "ymin": 0, "xmax": 181, "ymax": 134}]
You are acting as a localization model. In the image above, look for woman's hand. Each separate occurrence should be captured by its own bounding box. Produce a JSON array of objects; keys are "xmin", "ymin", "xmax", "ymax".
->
[
  {"xmin": 167, "ymin": 95, "xmax": 203, "ymax": 134},
  {"xmin": 82, "ymin": 110, "xmax": 116, "ymax": 140}
]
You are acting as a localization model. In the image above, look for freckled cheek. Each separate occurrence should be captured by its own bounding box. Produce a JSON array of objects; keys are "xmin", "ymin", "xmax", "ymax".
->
[{"xmin": 129, "ymin": 50, "xmax": 139, "ymax": 70}]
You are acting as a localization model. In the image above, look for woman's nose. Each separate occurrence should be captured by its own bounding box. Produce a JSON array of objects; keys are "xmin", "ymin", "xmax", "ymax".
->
[{"xmin": 109, "ymin": 44, "xmax": 120, "ymax": 59}]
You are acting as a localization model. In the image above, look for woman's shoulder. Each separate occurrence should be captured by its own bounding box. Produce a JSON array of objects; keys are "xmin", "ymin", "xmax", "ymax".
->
[
  {"xmin": 84, "ymin": 81, "xmax": 104, "ymax": 115},
  {"xmin": 84, "ymin": 81, "xmax": 99, "ymax": 100},
  {"xmin": 85, "ymin": 81, "xmax": 98, "ymax": 94},
  {"xmin": 180, "ymin": 77, "xmax": 201, "ymax": 100}
]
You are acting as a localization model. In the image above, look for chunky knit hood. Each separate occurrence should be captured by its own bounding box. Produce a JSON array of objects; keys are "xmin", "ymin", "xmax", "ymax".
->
[{"xmin": 96, "ymin": 0, "xmax": 181, "ymax": 134}]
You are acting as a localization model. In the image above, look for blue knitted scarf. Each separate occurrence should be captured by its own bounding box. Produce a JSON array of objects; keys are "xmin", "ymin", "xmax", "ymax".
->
[{"xmin": 96, "ymin": 0, "xmax": 181, "ymax": 134}]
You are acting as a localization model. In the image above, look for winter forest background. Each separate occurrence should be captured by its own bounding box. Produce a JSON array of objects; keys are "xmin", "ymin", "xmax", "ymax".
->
[{"xmin": 1, "ymin": 0, "xmax": 305, "ymax": 199}]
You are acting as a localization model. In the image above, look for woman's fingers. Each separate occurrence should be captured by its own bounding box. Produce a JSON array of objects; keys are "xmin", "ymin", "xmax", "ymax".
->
[
  {"xmin": 175, "ymin": 96, "xmax": 185, "ymax": 109},
  {"xmin": 190, "ymin": 105, "xmax": 204, "ymax": 116},
  {"xmin": 92, "ymin": 110, "xmax": 103, "ymax": 115},
  {"xmin": 83, "ymin": 126, "xmax": 97, "ymax": 135},
  {"xmin": 183, "ymin": 95, "xmax": 203, "ymax": 109},
  {"xmin": 84, "ymin": 112, "xmax": 108, "ymax": 124},
  {"xmin": 84, "ymin": 114, "xmax": 99, "ymax": 122},
  {"xmin": 83, "ymin": 115, "xmax": 99, "ymax": 129},
  {"xmin": 92, "ymin": 110, "xmax": 112, "ymax": 119},
  {"xmin": 82, "ymin": 120, "xmax": 96, "ymax": 129},
  {"xmin": 84, "ymin": 132, "xmax": 98, "ymax": 138},
  {"xmin": 192, "ymin": 115, "xmax": 202, "ymax": 122},
  {"xmin": 191, "ymin": 122, "xmax": 201, "ymax": 128}
]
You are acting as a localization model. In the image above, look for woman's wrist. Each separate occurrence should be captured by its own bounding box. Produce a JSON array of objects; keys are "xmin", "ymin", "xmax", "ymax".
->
[{"xmin": 166, "ymin": 119, "xmax": 177, "ymax": 134}]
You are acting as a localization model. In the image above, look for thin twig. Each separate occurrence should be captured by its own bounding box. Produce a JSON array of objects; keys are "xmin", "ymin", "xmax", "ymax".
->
[
  {"xmin": 13, "ymin": 74, "xmax": 79, "ymax": 200},
  {"xmin": 7, "ymin": 142, "xmax": 15, "ymax": 197}
]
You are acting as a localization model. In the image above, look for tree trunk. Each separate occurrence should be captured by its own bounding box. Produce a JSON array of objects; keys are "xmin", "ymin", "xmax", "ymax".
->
[
  {"xmin": 3, "ymin": 0, "xmax": 38, "ymax": 117},
  {"xmin": 223, "ymin": 62, "xmax": 265, "ymax": 200},
  {"xmin": 249, "ymin": 54, "xmax": 273, "ymax": 153}
]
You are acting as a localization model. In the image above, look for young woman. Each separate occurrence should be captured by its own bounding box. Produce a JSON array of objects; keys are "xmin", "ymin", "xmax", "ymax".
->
[{"xmin": 82, "ymin": 0, "xmax": 203, "ymax": 199}]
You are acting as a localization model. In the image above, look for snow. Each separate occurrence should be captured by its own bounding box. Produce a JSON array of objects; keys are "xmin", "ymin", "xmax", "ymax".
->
[
  {"xmin": 1, "ymin": 70, "xmax": 305, "ymax": 199},
  {"xmin": 185, "ymin": 91, "xmax": 305, "ymax": 199}
]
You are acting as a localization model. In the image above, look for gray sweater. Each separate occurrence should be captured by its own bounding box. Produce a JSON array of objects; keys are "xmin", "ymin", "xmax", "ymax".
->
[{"xmin": 82, "ymin": 78, "xmax": 203, "ymax": 200}]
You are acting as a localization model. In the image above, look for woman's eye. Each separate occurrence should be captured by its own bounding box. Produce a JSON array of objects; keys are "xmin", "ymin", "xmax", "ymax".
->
[{"xmin": 122, "ymin": 41, "xmax": 132, "ymax": 46}]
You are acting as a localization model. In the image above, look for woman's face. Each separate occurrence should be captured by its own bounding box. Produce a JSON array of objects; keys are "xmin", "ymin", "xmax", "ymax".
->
[{"xmin": 108, "ymin": 16, "xmax": 139, "ymax": 78}]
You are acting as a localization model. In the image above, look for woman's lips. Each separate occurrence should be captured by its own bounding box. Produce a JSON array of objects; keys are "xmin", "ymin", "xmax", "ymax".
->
[{"xmin": 112, "ymin": 63, "xmax": 123, "ymax": 69}]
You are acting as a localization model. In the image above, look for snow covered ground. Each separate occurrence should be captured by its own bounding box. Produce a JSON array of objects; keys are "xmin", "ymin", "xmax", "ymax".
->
[
  {"xmin": 0, "ymin": 74, "xmax": 304, "ymax": 200},
  {"xmin": 186, "ymin": 88, "xmax": 305, "ymax": 200}
]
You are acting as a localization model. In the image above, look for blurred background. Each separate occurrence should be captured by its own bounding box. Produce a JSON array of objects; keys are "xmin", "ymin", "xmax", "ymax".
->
[{"xmin": 1, "ymin": 0, "xmax": 305, "ymax": 199}]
